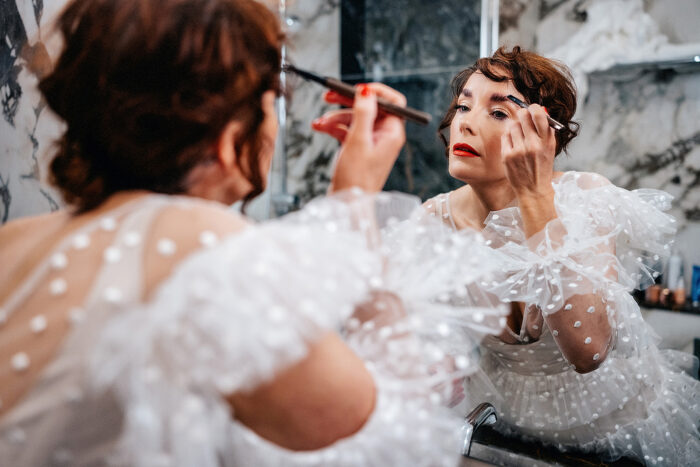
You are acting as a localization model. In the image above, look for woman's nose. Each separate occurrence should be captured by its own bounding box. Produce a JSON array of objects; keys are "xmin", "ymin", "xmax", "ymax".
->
[{"xmin": 458, "ymin": 113, "xmax": 476, "ymax": 135}]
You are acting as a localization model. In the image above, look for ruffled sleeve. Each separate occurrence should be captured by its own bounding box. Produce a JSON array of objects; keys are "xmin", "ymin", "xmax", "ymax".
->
[
  {"xmin": 482, "ymin": 172, "xmax": 676, "ymax": 313},
  {"xmin": 480, "ymin": 171, "xmax": 676, "ymax": 361},
  {"xmin": 89, "ymin": 191, "xmax": 506, "ymax": 467}
]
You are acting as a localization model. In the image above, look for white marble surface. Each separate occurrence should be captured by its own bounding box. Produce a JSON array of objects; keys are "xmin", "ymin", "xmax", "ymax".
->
[
  {"xmin": 1, "ymin": 0, "xmax": 66, "ymax": 222},
  {"xmin": 641, "ymin": 308, "xmax": 700, "ymax": 354},
  {"xmin": 280, "ymin": 0, "xmax": 341, "ymax": 205}
]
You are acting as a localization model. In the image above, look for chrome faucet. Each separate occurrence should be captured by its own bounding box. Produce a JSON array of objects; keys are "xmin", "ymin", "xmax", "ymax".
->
[{"xmin": 461, "ymin": 402, "xmax": 497, "ymax": 457}]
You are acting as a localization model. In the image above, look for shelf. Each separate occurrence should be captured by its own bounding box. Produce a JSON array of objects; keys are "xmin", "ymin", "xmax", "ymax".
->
[{"xmin": 637, "ymin": 300, "xmax": 700, "ymax": 316}]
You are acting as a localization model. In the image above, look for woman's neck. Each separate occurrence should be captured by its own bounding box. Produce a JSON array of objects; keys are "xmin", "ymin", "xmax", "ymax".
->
[{"xmin": 453, "ymin": 178, "xmax": 517, "ymax": 229}]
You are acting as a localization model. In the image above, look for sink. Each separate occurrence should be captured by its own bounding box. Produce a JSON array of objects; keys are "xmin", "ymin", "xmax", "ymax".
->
[
  {"xmin": 462, "ymin": 427, "xmax": 643, "ymax": 467},
  {"xmin": 463, "ymin": 442, "xmax": 562, "ymax": 467}
]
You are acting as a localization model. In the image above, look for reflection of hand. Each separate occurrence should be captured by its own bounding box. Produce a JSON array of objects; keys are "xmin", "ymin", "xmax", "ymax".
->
[
  {"xmin": 312, "ymin": 83, "xmax": 406, "ymax": 193},
  {"xmin": 501, "ymin": 104, "xmax": 556, "ymax": 200}
]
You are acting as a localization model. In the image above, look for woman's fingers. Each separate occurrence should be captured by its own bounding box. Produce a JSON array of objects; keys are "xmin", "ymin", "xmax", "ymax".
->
[
  {"xmin": 324, "ymin": 82, "xmax": 408, "ymax": 113},
  {"xmin": 323, "ymin": 83, "xmax": 407, "ymax": 193},
  {"xmin": 527, "ymin": 104, "xmax": 550, "ymax": 138},
  {"xmin": 324, "ymin": 90, "xmax": 354, "ymax": 108},
  {"xmin": 344, "ymin": 84, "xmax": 377, "ymax": 147},
  {"xmin": 518, "ymin": 105, "xmax": 556, "ymax": 155},
  {"xmin": 364, "ymin": 82, "xmax": 407, "ymax": 107},
  {"xmin": 506, "ymin": 119, "xmax": 527, "ymax": 159},
  {"xmin": 312, "ymin": 109, "xmax": 353, "ymax": 142}
]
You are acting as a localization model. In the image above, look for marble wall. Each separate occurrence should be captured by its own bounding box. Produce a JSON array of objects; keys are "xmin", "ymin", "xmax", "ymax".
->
[{"xmin": 1, "ymin": 0, "xmax": 65, "ymax": 222}]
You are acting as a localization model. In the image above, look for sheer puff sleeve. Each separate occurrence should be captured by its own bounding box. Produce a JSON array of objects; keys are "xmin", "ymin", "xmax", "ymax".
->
[
  {"xmin": 481, "ymin": 172, "xmax": 676, "ymax": 359},
  {"xmin": 89, "ymin": 191, "xmax": 506, "ymax": 467}
]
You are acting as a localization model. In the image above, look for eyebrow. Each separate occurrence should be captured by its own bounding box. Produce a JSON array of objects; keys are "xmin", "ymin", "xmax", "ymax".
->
[{"xmin": 461, "ymin": 89, "xmax": 511, "ymax": 104}]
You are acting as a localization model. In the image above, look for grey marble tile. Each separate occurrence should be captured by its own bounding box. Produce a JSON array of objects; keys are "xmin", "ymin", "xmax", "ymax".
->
[
  {"xmin": 1, "ymin": 0, "xmax": 64, "ymax": 223},
  {"xmin": 361, "ymin": 0, "xmax": 480, "ymax": 76}
]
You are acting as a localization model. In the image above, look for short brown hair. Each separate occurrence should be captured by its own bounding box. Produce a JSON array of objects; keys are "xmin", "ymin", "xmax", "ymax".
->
[
  {"xmin": 438, "ymin": 46, "xmax": 579, "ymax": 157},
  {"xmin": 40, "ymin": 0, "xmax": 283, "ymax": 211}
]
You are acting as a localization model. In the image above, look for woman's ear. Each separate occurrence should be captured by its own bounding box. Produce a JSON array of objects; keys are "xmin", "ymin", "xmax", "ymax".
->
[{"xmin": 216, "ymin": 120, "xmax": 243, "ymax": 171}]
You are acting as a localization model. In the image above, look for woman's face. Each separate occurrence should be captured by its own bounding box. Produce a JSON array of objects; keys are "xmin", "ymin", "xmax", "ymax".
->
[{"xmin": 447, "ymin": 71, "xmax": 525, "ymax": 184}]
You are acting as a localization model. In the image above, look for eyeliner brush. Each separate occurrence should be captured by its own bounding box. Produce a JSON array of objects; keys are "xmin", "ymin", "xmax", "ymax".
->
[
  {"xmin": 282, "ymin": 64, "xmax": 432, "ymax": 126},
  {"xmin": 506, "ymin": 95, "xmax": 565, "ymax": 131}
]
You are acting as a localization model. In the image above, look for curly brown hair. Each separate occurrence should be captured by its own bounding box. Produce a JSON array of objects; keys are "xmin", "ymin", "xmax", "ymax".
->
[
  {"xmin": 438, "ymin": 46, "xmax": 579, "ymax": 157},
  {"xmin": 40, "ymin": 0, "xmax": 283, "ymax": 211}
]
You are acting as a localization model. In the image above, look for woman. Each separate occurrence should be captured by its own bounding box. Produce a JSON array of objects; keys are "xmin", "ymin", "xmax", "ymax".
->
[
  {"xmin": 0, "ymin": 1, "xmax": 505, "ymax": 465},
  {"xmin": 425, "ymin": 46, "xmax": 700, "ymax": 465}
]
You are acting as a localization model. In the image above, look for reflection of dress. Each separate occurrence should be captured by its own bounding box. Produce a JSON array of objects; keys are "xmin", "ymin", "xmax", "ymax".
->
[
  {"xmin": 430, "ymin": 172, "xmax": 700, "ymax": 466},
  {"xmin": 0, "ymin": 192, "xmax": 504, "ymax": 467}
]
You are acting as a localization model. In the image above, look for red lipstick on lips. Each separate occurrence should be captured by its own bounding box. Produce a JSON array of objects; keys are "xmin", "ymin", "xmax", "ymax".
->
[{"xmin": 452, "ymin": 143, "xmax": 480, "ymax": 157}]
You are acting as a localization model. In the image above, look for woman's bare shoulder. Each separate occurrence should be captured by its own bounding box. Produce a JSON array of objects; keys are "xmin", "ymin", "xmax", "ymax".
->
[
  {"xmin": 0, "ymin": 211, "xmax": 68, "ymax": 263},
  {"xmin": 0, "ymin": 210, "xmax": 66, "ymax": 239},
  {"xmin": 153, "ymin": 197, "xmax": 250, "ymax": 238}
]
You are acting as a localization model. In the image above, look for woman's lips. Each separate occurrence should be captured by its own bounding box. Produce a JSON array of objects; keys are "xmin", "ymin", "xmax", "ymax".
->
[{"xmin": 452, "ymin": 143, "xmax": 480, "ymax": 157}]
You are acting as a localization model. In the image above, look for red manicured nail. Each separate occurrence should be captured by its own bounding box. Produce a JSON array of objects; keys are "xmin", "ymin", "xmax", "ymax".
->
[
  {"xmin": 358, "ymin": 84, "xmax": 371, "ymax": 97},
  {"xmin": 543, "ymin": 106, "xmax": 549, "ymax": 115}
]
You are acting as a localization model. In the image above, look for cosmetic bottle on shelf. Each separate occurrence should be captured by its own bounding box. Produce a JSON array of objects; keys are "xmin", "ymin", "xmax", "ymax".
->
[
  {"xmin": 691, "ymin": 265, "xmax": 700, "ymax": 311},
  {"xmin": 666, "ymin": 251, "xmax": 686, "ymax": 310},
  {"xmin": 644, "ymin": 272, "xmax": 663, "ymax": 305}
]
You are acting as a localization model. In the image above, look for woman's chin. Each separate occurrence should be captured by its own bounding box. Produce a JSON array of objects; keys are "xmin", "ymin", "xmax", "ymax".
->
[{"xmin": 448, "ymin": 158, "xmax": 479, "ymax": 182}]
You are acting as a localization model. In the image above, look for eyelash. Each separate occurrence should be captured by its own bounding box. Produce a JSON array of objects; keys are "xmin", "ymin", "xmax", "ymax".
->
[{"xmin": 453, "ymin": 105, "xmax": 509, "ymax": 120}]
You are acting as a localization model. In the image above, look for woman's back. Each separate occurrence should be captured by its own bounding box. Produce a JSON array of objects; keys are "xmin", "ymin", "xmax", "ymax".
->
[
  {"xmin": 1, "ymin": 192, "xmax": 501, "ymax": 466},
  {"xmin": 0, "ymin": 193, "xmax": 250, "ymax": 462}
]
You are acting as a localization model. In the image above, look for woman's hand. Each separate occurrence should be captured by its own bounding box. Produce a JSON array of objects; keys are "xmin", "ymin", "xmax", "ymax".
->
[
  {"xmin": 502, "ymin": 104, "xmax": 558, "ymax": 237},
  {"xmin": 312, "ymin": 83, "xmax": 406, "ymax": 193},
  {"xmin": 501, "ymin": 104, "xmax": 556, "ymax": 200}
]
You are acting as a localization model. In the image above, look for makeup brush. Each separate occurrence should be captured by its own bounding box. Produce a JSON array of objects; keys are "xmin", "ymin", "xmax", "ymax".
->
[
  {"xmin": 283, "ymin": 64, "xmax": 432, "ymax": 126},
  {"xmin": 506, "ymin": 95, "xmax": 565, "ymax": 131}
]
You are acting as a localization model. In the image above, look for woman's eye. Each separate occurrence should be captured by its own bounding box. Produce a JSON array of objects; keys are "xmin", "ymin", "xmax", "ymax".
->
[
  {"xmin": 454, "ymin": 104, "xmax": 469, "ymax": 113},
  {"xmin": 491, "ymin": 110, "xmax": 508, "ymax": 120}
]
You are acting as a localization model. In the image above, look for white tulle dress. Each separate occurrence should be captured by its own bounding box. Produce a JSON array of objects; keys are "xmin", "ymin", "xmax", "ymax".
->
[
  {"xmin": 0, "ymin": 190, "xmax": 506, "ymax": 467},
  {"xmin": 429, "ymin": 171, "xmax": 700, "ymax": 466}
]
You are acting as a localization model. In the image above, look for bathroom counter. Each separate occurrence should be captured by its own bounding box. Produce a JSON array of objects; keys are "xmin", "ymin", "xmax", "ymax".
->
[
  {"xmin": 467, "ymin": 426, "xmax": 643, "ymax": 467},
  {"xmin": 640, "ymin": 307, "xmax": 700, "ymax": 354}
]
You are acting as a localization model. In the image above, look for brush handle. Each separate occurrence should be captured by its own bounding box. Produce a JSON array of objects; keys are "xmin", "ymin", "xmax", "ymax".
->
[
  {"xmin": 506, "ymin": 94, "xmax": 565, "ymax": 131},
  {"xmin": 326, "ymin": 78, "xmax": 432, "ymax": 125}
]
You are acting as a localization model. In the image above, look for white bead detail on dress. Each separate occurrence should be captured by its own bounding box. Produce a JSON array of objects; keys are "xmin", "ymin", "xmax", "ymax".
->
[
  {"xmin": 50, "ymin": 252, "xmax": 68, "ymax": 270},
  {"xmin": 586, "ymin": 306, "xmax": 595, "ymax": 313},
  {"xmin": 30, "ymin": 315, "xmax": 48, "ymax": 334},
  {"xmin": 100, "ymin": 217, "xmax": 117, "ymax": 231},
  {"xmin": 11, "ymin": 352, "xmax": 30, "ymax": 372},
  {"xmin": 72, "ymin": 234, "xmax": 91, "ymax": 250},
  {"xmin": 103, "ymin": 246, "xmax": 122, "ymax": 263},
  {"xmin": 157, "ymin": 238, "xmax": 176, "ymax": 256},
  {"xmin": 584, "ymin": 337, "xmax": 592, "ymax": 344},
  {"xmin": 123, "ymin": 231, "xmax": 142, "ymax": 247},
  {"xmin": 103, "ymin": 287, "xmax": 123, "ymax": 303},
  {"xmin": 49, "ymin": 278, "xmax": 68, "ymax": 296},
  {"xmin": 103, "ymin": 246, "xmax": 123, "ymax": 263},
  {"xmin": 199, "ymin": 230, "xmax": 218, "ymax": 247},
  {"xmin": 564, "ymin": 304, "xmax": 573, "ymax": 310},
  {"xmin": 573, "ymin": 321, "xmax": 581, "ymax": 328},
  {"xmin": 68, "ymin": 307, "xmax": 86, "ymax": 325}
]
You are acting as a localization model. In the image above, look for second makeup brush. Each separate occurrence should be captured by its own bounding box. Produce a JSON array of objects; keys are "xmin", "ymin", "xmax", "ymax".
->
[{"xmin": 283, "ymin": 64, "xmax": 432, "ymax": 126}]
